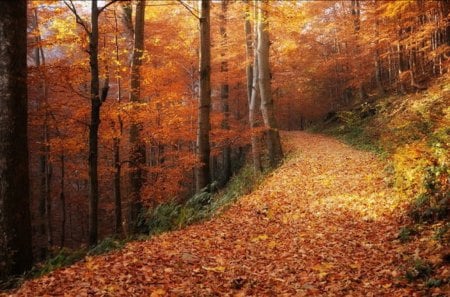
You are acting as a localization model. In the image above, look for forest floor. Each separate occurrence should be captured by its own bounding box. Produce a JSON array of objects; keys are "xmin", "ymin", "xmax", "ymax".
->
[{"xmin": 6, "ymin": 132, "xmax": 448, "ymax": 296}]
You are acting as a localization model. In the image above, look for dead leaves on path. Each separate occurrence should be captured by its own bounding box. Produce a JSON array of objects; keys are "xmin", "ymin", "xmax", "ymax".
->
[{"xmin": 6, "ymin": 132, "xmax": 445, "ymax": 296}]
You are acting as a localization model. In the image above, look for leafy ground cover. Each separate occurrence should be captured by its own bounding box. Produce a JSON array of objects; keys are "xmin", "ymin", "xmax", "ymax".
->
[{"xmin": 4, "ymin": 131, "xmax": 449, "ymax": 296}]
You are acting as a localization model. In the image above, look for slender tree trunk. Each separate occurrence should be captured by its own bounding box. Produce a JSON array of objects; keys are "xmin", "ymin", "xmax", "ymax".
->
[
  {"xmin": 88, "ymin": 1, "xmax": 100, "ymax": 246},
  {"xmin": 373, "ymin": 7, "xmax": 385, "ymax": 96},
  {"xmin": 244, "ymin": 0, "xmax": 253, "ymax": 107},
  {"xmin": 249, "ymin": 45, "xmax": 263, "ymax": 172},
  {"xmin": 196, "ymin": 0, "xmax": 212, "ymax": 192},
  {"xmin": 443, "ymin": 0, "xmax": 450, "ymax": 45},
  {"xmin": 220, "ymin": 0, "xmax": 231, "ymax": 184},
  {"xmin": 33, "ymin": 9, "xmax": 53, "ymax": 251},
  {"xmin": 129, "ymin": 0, "xmax": 146, "ymax": 231},
  {"xmin": 257, "ymin": 0, "xmax": 283, "ymax": 167},
  {"xmin": 0, "ymin": 0, "xmax": 32, "ymax": 279},
  {"xmin": 33, "ymin": 9, "xmax": 46, "ymax": 244},
  {"xmin": 60, "ymin": 154, "xmax": 65, "ymax": 247},
  {"xmin": 113, "ymin": 139, "xmax": 122, "ymax": 235},
  {"xmin": 247, "ymin": 0, "xmax": 262, "ymax": 173},
  {"xmin": 113, "ymin": 9, "xmax": 123, "ymax": 236},
  {"xmin": 44, "ymin": 119, "xmax": 53, "ymax": 248}
]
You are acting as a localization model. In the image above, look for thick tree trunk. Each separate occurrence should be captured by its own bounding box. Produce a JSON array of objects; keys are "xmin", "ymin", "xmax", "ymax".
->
[
  {"xmin": 247, "ymin": 0, "xmax": 262, "ymax": 173},
  {"xmin": 196, "ymin": 0, "xmax": 212, "ymax": 192},
  {"xmin": 250, "ymin": 48, "xmax": 263, "ymax": 172},
  {"xmin": 256, "ymin": 0, "xmax": 283, "ymax": 167},
  {"xmin": 129, "ymin": 0, "xmax": 146, "ymax": 232},
  {"xmin": 220, "ymin": 0, "xmax": 231, "ymax": 184},
  {"xmin": 0, "ymin": 0, "xmax": 32, "ymax": 279}
]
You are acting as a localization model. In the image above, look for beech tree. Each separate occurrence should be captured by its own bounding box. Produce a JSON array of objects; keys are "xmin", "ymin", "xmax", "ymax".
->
[
  {"xmin": 219, "ymin": 0, "xmax": 231, "ymax": 184},
  {"xmin": 247, "ymin": 0, "xmax": 263, "ymax": 172},
  {"xmin": 196, "ymin": 0, "xmax": 212, "ymax": 192},
  {"xmin": 0, "ymin": 0, "xmax": 32, "ymax": 279},
  {"xmin": 256, "ymin": 0, "xmax": 283, "ymax": 167},
  {"xmin": 64, "ymin": 0, "xmax": 116, "ymax": 246},
  {"xmin": 129, "ymin": 0, "xmax": 146, "ymax": 232}
]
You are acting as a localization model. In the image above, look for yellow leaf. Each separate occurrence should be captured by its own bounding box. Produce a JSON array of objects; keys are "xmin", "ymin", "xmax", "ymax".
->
[
  {"xmin": 150, "ymin": 288, "xmax": 167, "ymax": 297},
  {"xmin": 202, "ymin": 266, "xmax": 226, "ymax": 272},
  {"xmin": 268, "ymin": 240, "xmax": 277, "ymax": 248},
  {"xmin": 312, "ymin": 262, "xmax": 334, "ymax": 273},
  {"xmin": 251, "ymin": 234, "xmax": 269, "ymax": 242}
]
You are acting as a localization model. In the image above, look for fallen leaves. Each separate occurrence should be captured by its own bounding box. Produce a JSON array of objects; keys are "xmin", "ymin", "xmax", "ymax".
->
[{"xmin": 4, "ymin": 131, "xmax": 446, "ymax": 296}]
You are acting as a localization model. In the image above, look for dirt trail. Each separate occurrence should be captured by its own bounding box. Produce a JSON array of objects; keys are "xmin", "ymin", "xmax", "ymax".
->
[{"xmin": 10, "ymin": 132, "xmax": 422, "ymax": 296}]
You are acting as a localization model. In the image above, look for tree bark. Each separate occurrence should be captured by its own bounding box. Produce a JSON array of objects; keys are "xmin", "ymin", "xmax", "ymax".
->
[
  {"xmin": 246, "ymin": 0, "xmax": 262, "ymax": 173},
  {"xmin": 220, "ymin": 0, "xmax": 231, "ymax": 184},
  {"xmin": 59, "ymin": 154, "xmax": 66, "ymax": 248},
  {"xmin": 113, "ymin": 9, "xmax": 123, "ymax": 236},
  {"xmin": 0, "ymin": 0, "xmax": 32, "ymax": 279},
  {"xmin": 256, "ymin": 0, "xmax": 283, "ymax": 167},
  {"xmin": 196, "ymin": 0, "xmax": 212, "ymax": 192},
  {"xmin": 129, "ymin": 0, "xmax": 146, "ymax": 232},
  {"xmin": 244, "ymin": 0, "xmax": 253, "ymax": 107},
  {"xmin": 33, "ymin": 9, "xmax": 53, "ymax": 251},
  {"xmin": 442, "ymin": 0, "xmax": 450, "ymax": 45},
  {"xmin": 87, "ymin": 0, "xmax": 101, "ymax": 246}
]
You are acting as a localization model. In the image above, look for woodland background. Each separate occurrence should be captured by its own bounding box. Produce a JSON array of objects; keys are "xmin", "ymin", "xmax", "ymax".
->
[{"xmin": 0, "ymin": 0, "xmax": 448, "ymax": 290}]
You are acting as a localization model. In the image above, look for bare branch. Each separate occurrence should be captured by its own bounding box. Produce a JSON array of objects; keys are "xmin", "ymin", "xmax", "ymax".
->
[
  {"xmin": 98, "ymin": 0, "xmax": 120, "ymax": 15},
  {"xmin": 63, "ymin": 0, "xmax": 90, "ymax": 34},
  {"xmin": 177, "ymin": 0, "xmax": 200, "ymax": 20}
]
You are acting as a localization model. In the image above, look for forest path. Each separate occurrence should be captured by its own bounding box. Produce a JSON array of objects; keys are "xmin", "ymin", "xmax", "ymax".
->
[{"xmin": 12, "ymin": 131, "xmax": 417, "ymax": 296}]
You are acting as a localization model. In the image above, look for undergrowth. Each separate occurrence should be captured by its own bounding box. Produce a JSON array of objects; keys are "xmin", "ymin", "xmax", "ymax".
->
[
  {"xmin": 315, "ymin": 74, "xmax": 449, "ymax": 224},
  {"xmin": 2, "ymin": 162, "xmax": 268, "ymax": 289},
  {"xmin": 138, "ymin": 163, "xmax": 267, "ymax": 236},
  {"xmin": 315, "ymin": 74, "xmax": 449, "ymax": 290}
]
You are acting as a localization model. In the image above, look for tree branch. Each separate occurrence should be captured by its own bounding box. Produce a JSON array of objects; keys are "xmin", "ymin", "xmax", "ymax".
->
[
  {"xmin": 177, "ymin": 0, "xmax": 200, "ymax": 20},
  {"xmin": 63, "ymin": 0, "xmax": 91, "ymax": 34},
  {"xmin": 98, "ymin": 0, "xmax": 120, "ymax": 15}
]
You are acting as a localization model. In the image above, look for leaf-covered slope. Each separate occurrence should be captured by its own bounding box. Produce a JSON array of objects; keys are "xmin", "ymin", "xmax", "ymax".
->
[{"xmin": 7, "ymin": 132, "xmax": 448, "ymax": 296}]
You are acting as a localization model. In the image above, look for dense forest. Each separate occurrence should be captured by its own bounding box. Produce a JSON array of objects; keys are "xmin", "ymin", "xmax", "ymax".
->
[{"xmin": 0, "ymin": 0, "xmax": 449, "ymax": 295}]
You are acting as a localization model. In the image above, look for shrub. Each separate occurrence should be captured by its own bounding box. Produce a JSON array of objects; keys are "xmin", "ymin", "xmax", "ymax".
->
[
  {"xmin": 88, "ymin": 237, "xmax": 125, "ymax": 256},
  {"xmin": 397, "ymin": 226, "xmax": 418, "ymax": 243},
  {"xmin": 405, "ymin": 258, "xmax": 433, "ymax": 281},
  {"xmin": 139, "ymin": 164, "xmax": 265, "ymax": 236}
]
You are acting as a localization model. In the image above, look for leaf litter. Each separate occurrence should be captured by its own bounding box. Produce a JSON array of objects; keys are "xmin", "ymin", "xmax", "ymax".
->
[{"xmin": 5, "ymin": 131, "xmax": 448, "ymax": 296}]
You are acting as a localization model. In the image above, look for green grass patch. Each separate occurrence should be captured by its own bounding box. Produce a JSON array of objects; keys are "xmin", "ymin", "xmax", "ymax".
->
[
  {"xmin": 139, "ymin": 163, "xmax": 267, "ymax": 236},
  {"xmin": 405, "ymin": 258, "xmax": 434, "ymax": 282}
]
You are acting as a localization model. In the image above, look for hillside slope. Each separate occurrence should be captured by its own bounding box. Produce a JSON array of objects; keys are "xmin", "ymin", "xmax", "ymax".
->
[{"xmin": 5, "ymin": 132, "xmax": 449, "ymax": 296}]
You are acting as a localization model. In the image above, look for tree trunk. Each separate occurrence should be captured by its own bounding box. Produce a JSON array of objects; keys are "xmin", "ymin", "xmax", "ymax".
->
[
  {"xmin": 113, "ymin": 9, "xmax": 123, "ymax": 236},
  {"xmin": 256, "ymin": 0, "xmax": 283, "ymax": 167},
  {"xmin": 443, "ymin": 0, "xmax": 450, "ymax": 45},
  {"xmin": 220, "ymin": 0, "xmax": 231, "ymax": 184},
  {"xmin": 196, "ymin": 0, "xmax": 212, "ymax": 192},
  {"xmin": 247, "ymin": 0, "xmax": 262, "ymax": 173},
  {"xmin": 33, "ymin": 9, "xmax": 53, "ymax": 251},
  {"xmin": 88, "ymin": 0, "xmax": 101, "ymax": 246},
  {"xmin": 244, "ymin": 0, "xmax": 253, "ymax": 107},
  {"xmin": 129, "ymin": 0, "xmax": 146, "ymax": 232},
  {"xmin": 59, "ymin": 154, "xmax": 66, "ymax": 248},
  {"xmin": 113, "ymin": 139, "xmax": 122, "ymax": 235},
  {"xmin": 0, "ymin": 0, "xmax": 32, "ymax": 279}
]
